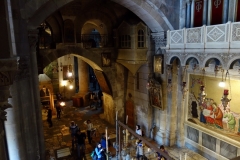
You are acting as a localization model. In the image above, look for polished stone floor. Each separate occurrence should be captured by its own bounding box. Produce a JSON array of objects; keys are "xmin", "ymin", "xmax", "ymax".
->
[{"xmin": 43, "ymin": 101, "xmax": 207, "ymax": 160}]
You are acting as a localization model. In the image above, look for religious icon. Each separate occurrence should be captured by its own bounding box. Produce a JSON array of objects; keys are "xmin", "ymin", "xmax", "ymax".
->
[{"xmin": 153, "ymin": 55, "xmax": 163, "ymax": 74}]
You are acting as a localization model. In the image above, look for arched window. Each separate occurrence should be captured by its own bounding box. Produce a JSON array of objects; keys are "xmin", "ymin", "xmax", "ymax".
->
[
  {"xmin": 138, "ymin": 30, "xmax": 144, "ymax": 48},
  {"xmin": 120, "ymin": 35, "xmax": 131, "ymax": 48}
]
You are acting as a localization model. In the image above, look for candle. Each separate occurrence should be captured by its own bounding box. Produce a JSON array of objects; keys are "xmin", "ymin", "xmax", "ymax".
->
[
  {"xmin": 126, "ymin": 115, "xmax": 128, "ymax": 124},
  {"xmin": 148, "ymin": 148, "xmax": 150, "ymax": 152},
  {"xmin": 185, "ymin": 153, "xmax": 187, "ymax": 160},
  {"xmin": 180, "ymin": 154, "xmax": 181, "ymax": 160},
  {"xmin": 224, "ymin": 89, "xmax": 229, "ymax": 95}
]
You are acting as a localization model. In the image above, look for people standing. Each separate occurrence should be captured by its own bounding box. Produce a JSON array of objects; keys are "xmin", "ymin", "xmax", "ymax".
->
[
  {"xmin": 69, "ymin": 121, "xmax": 79, "ymax": 149},
  {"xmin": 84, "ymin": 120, "xmax": 93, "ymax": 144},
  {"xmin": 75, "ymin": 130, "xmax": 86, "ymax": 158},
  {"xmin": 47, "ymin": 108, "xmax": 52, "ymax": 127},
  {"xmin": 95, "ymin": 143, "xmax": 105, "ymax": 160},
  {"xmin": 136, "ymin": 125, "xmax": 142, "ymax": 136},
  {"xmin": 56, "ymin": 102, "xmax": 62, "ymax": 120},
  {"xmin": 156, "ymin": 145, "xmax": 168, "ymax": 160},
  {"xmin": 136, "ymin": 139, "xmax": 143, "ymax": 160}
]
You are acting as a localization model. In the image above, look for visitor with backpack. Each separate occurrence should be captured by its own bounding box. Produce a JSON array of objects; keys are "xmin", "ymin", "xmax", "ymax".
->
[
  {"xmin": 69, "ymin": 121, "xmax": 79, "ymax": 149},
  {"xmin": 95, "ymin": 143, "xmax": 105, "ymax": 160}
]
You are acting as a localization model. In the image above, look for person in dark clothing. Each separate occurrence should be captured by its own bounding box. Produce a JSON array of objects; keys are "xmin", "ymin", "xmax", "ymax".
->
[
  {"xmin": 156, "ymin": 145, "xmax": 168, "ymax": 160},
  {"xmin": 56, "ymin": 103, "xmax": 62, "ymax": 119},
  {"xmin": 75, "ymin": 130, "xmax": 86, "ymax": 158},
  {"xmin": 47, "ymin": 108, "xmax": 52, "ymax": 127},
  {"xmin": 98, "ymin": 90, "xmax": 103, "ymax": 107}
]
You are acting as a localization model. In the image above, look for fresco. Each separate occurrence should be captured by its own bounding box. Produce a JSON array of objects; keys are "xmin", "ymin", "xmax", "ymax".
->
[{"xmin": 188, "ymin": 74, "xmax": 240, "ymax": 141}]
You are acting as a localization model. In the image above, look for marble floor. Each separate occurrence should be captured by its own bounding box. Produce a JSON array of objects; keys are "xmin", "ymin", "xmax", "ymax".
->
[{"xmin": 43, "ymin": 101, "xmax": 207, "ymax": 160}]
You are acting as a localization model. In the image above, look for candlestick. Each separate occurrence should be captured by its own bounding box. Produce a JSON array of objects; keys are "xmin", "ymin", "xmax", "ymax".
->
[{"xmin": 126, "ymin": 129, "xmax": 128, "ymax": 146}]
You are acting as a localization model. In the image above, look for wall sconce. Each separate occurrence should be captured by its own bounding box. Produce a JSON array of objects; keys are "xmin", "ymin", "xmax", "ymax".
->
[{"xmin": 221, "ymin": 89, "xmax": 231, "ymax": 111}]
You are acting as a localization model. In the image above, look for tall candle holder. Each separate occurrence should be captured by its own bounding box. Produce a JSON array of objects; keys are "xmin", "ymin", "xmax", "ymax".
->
[{"xmin": 221, "ymin": 89, "xmax": 231, "ymax": 111}]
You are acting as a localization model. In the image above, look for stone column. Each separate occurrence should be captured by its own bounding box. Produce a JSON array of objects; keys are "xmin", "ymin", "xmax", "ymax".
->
[
  {"xmin": 0, "ymin": 58, "xmax": 19, "ymax": 160},
  {"xmin": 228, "ymin": 0, "xmax": 237, "ymax": 22},
  {"xmin": 5, "ymin": 30, "xmax": 44, "ymax": 160},
  {"xmin": 77, "ymin": 58, "xmax": 89, "ymax": 104},
  {"xmin": 202, "ymin": 0, "xmax": 208, "ymax": 25},
  {"xmin": 207, "ymin": 0, "xmax": 212, "ymax": 25},
  {"xmin": 190, "ymin": 0, "xmax": 195, "ymax": 28},
  {"xmin": 223, "ymin": 0, "xmax": 229, "ymax": 23},
  {"xmin": 186, "ymin": 0, "xmax": 192, "ymax": 28}
]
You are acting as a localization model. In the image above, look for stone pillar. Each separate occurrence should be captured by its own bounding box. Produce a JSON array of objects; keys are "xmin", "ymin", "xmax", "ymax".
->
[
  {"xmin": 207, "ymin": 0, "xmax": 212, "ymax": 25},
  {"xmin": 228, "ymin": 0, "xmax": 237, "ymax": 22},
  {"xmin": 202, "ymin": 0, "xmax": 208, "ymax": 25},
  {"xmin": 0, "ymin": 58, "xmax": 19, "ymax": 160},
  {"xmin": 186, "ymin": 0, "xmax": 192, "ymax": 28},
  {"xmin": 179, "ymin": 0, "xmax": 187, "ymax": 29},
  {"xmin": 190, "ymin": 0, "xmax": 195, "ymax": 28},
  {"xmin": 77, "ymin": 58, "xmax": 89, "ymax": 104},
  {"xmin": 5, "ymin": 30, "xmax": 44, "ymax": 160},
  {"xmin": 223, "ymin": 0, "xmax": 229, "ymax": 23}
]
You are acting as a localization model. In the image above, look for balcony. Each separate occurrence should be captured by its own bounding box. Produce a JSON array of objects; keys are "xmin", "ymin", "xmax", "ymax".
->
[{"xmin": 165, "ymin": 21, "xmax": 240, "ymax": 49}]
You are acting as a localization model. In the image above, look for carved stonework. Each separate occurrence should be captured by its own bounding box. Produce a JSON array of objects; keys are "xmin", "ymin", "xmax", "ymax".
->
[
  {"xmin": 165, "ymin": 51, "xmax": 240, "ymax": 69},
  {"xmin": 15, "ymin": 56, "xmax": 30, "ymax": 80},
  {"xmin": 151, "ymin": 32, "xmax": 167, "ymax": 53}
]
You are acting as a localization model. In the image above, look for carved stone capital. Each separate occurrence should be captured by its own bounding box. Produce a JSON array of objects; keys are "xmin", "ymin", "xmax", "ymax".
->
[
  {"xmin": 0, "ymin": 57, "xmax": 19, "ymax": 86},
  {"xmin": 15, "ymin": 56, "xmax": 30, "ymax": 80},
  {"xmin": 151, "ymin": 32, "xmax": 167, "ymax": 53}
]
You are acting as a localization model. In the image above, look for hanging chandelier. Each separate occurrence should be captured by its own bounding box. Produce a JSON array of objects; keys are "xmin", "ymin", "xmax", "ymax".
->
[{"xmin": 221, "ymin": 70, "xmax": 231, "ymax": 110}]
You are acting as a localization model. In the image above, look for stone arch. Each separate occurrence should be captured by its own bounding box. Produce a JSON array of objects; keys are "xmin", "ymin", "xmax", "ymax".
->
[
  {"xmin": 184, "ymin": 56, "xmax": 200, "ymax": 66},
  {"xmin": 227, "ymin": 57, "xmax": 240, "ymax": 69},
  {"xmin": 25, "ymin": 0, "xmax": 173, "ymax": 32},
  {"xmin": 166, "ymin": 55, "xmax": 181, "ymax": 65},
  {"xmin": 203, "ymin": 57, "xmax": 223, "ymax": 68}
]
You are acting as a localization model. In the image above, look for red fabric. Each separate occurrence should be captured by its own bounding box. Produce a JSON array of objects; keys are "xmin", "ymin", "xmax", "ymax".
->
[
  {"xmin": 194, "ymin": 0, "xmax": 204, "ymax": 27},
  {"xmin": 237, "ymin": 0, "xmax": 240, "ymax": 21},
  {"xmin": 211, "ymin": 0, "xmax": 223, "ymax": 25}
]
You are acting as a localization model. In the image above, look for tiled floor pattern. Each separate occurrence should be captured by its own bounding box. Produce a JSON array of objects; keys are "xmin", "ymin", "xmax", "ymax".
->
[{"xmin": 43, "ymin": 101, "xmax": 207, "ymax": 160}]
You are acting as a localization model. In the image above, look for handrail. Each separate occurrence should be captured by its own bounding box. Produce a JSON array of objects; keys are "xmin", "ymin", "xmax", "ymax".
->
[{"xmin": 117, "ymin": 121, "xmax": 173, "ymax": 160}]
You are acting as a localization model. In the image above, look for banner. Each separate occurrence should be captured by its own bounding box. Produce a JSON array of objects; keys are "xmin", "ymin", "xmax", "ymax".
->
[
  {"xmin": 211, "ymin": 0, "xmax": 223, "ymax": 25},
  {"xmin": 194, "ymin": 0, "xmax": 204, "ymax": 27}
]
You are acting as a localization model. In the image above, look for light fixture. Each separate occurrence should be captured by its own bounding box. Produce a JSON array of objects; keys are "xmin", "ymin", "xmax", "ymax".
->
[
  {"xmin": 60, "ymin": 101, "xmax": 66, "ymax": 107},
  {"xmin": 221, "ymin": 70, "xmax": 231, "ymax": 111},
  {"xmin": 69, "ymin": 85, "xmax": 73, "ymax": 89},
  {"xmin": 221, "ymin": 89, "xmax": 231, "ymax": 111},
  {"xmin": 218, "ymin": 69, "xmax": 225, "ymax": 88}
]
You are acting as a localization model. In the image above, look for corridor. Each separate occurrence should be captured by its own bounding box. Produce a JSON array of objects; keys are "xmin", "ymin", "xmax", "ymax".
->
[{"xmin": 42, "ymin": 101, "xmax": 207, "ymax": 160}]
